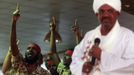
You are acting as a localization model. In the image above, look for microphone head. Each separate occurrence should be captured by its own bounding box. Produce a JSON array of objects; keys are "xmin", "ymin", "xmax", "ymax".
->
[{"xmin": 94, "ymin": 38, "xmax": 100, "ymax": 44}]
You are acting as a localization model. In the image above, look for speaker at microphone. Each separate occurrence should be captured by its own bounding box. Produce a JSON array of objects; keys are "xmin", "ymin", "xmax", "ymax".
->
[{"xmin": 90, "ymin": 38, "xmax": 100, "ymax": 65}]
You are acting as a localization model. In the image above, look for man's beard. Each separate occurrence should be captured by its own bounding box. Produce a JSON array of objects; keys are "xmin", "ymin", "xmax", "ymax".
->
[
  {"xmin": 63, "ymin": 58, "xmax": 72, "ymax": 68},
  {"xmin": 25, "ymin": 54, "xmax": 39, "ymax": 64}
]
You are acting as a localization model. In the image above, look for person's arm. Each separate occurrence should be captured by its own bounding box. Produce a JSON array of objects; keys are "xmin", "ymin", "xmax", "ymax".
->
[
  {"xmin": 101, "ymin": 31, "xmax": 134, "ymax": 72},
  {"xmin": 70, "ymin": 32, "xmax": 89, "ymax": 75},
  {"xmin": 2, "ymin": 47, "xmax": 12, "ymax": 74},
  {"xmin": 2, "ymin": 41, "xmax": 20, "ymax": 75},
  {"xmin": 2, "ymin": 6, "xmax": 20, "ymax": 74},
  {"xmin": 10, "ymin": 11, "xmax": 20, "ymax": 56},
  {"xmin": 70, "ymin": 45, "xmax": 85, "ymax": 75}
]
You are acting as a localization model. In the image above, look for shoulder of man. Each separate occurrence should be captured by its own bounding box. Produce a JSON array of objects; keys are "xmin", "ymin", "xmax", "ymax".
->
[{"xmin": 120, "ymin": 26, "xmax": 134, "ymax": 37}]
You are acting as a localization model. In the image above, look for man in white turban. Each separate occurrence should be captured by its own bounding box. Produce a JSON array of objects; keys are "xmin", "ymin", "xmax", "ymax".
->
[{"xmin": 70, "ymin": 0, "xmax": 134, "ymax": 75}]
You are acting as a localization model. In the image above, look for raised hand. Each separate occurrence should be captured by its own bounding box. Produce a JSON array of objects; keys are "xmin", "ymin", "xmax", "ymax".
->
[
  {"xmin": 71, "ymin": 19, "xmax": 80, "ymax": 34},
  {"xmin": 10, "ymin": 4, "xmax": 20, "ymax": 56},
  {"xmin": 13, "ymin": 4, "xmax": 20, "ymax": 22}
]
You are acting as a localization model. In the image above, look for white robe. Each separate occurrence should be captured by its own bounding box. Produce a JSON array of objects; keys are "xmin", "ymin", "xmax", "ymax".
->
[{"xmin": 70, "ymin": 20, "xmax": 134, "ymax": 75}]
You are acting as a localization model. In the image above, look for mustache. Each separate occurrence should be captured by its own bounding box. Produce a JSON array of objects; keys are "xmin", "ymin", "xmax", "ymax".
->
[{"xmin": 101, "ymin": 17, "xmax": 111, "ymax": 22}]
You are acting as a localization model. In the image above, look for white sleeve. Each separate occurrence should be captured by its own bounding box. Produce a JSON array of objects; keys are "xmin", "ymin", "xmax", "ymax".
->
[
  {"xmin": 122, "ymin": 31, "xmax": 134, "ymax": 59},
  {"xmin": 101, "ymin": 31, "xmax": 134, "ymax": 72},
  {"xmin": 101, "ymin": 50, "xmax": 134, "ymax": 73},
  {"xmin": 70, "ymin": 33, "xmax": 89, "ymax": 75},
  {"xmin": 70, "ymin": 45, "xmax": 85, "ymax": 75},
  {"xmin": 101, "ymin": 51, "xmax": 129, "ymax": 71}
]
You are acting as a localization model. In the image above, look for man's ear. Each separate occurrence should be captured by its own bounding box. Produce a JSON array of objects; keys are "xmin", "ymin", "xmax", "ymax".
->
[
  {"xmin": 116, "ymin": 11, "xmax": 120, "ymax": 18},
  {"xmin": 117, "ymin": 11, "xmax": 120, "ymax": 16}
]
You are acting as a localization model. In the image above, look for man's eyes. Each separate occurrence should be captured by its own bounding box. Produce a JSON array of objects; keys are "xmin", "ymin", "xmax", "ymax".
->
[{"xmin": 98, "ymin": 10, "xmax": 115, "ymax": 14}]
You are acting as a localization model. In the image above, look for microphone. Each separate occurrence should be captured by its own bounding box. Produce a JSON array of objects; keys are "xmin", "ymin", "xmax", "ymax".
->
[{"xmin": 90, "ymin": 38, "xmax": 100, "ymax": 65}]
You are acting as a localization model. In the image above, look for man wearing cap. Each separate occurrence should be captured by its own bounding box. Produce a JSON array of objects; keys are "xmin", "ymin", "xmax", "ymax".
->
[
  {"xmin": 70, "ymin": 0, "xmax": 134, "ymax": 75},
  {"xmin": 2, "ymin": 8, "xmax": 50, "ymax": 75},
  {"xmin": 57, "ymin": 50, "xmax": 73, "ymax": 75}
]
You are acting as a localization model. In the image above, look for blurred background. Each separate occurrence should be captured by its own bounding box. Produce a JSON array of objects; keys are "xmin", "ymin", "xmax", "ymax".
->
[{"xmin": 0, "ymin": 0, "xmax": 134, "ymax": 66}]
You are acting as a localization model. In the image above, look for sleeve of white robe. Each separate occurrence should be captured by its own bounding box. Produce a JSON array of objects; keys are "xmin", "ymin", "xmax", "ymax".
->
[
  {"xmin": 122, "ymin": 30, "xmax": 134, "ymax": 59},
  {"xmin": 100, "ymin": 29, "xmax": 134, "ymax": 72},
  {"xmin": 70, "ymin": 32, "xmax": 89, "ymax": 75}
]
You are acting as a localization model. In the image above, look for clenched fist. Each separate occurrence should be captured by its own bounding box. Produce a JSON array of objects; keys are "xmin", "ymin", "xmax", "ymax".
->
[{"xmin": 82, "ymin": 62, "xmax": 93, "ymax": 75}]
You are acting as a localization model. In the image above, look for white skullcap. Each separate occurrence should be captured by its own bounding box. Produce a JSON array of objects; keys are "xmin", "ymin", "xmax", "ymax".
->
[{"xmin": 93, "ymin": 0, "xmax": 121, "ymax": 13}]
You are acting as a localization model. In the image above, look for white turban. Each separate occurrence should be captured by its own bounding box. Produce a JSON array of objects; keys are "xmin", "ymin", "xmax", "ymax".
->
[{"xmin": 93, "ymin": 0, "xmax": 121, "ymax": 13}]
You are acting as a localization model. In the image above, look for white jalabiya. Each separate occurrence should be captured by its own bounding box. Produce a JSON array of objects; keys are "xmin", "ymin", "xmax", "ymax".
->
[{"xmin": 70, "ymin": 20, "xmax": 134, "ymax": 75}]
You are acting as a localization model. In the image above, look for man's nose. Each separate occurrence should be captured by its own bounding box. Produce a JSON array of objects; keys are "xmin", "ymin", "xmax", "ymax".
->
[
  {"xmin": 28, "ymin": 48, "xmax": 33, "ymax": 52},
  {"xmin": 103, "ymin": 11, "xmax": 110, "ymax": 17}
]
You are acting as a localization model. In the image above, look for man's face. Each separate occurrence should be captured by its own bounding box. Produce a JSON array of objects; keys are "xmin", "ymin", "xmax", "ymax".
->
[
  {"xmin": 25, "ymin": 44, "xmax": 38, "ymax": 64},
  {"xmin": 63, "ymin": 54, "xmax": 72, "ymax": 68},
  {"xmin": 96, "ymin": 4, "xmax": 120, "ymax": 31}
]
